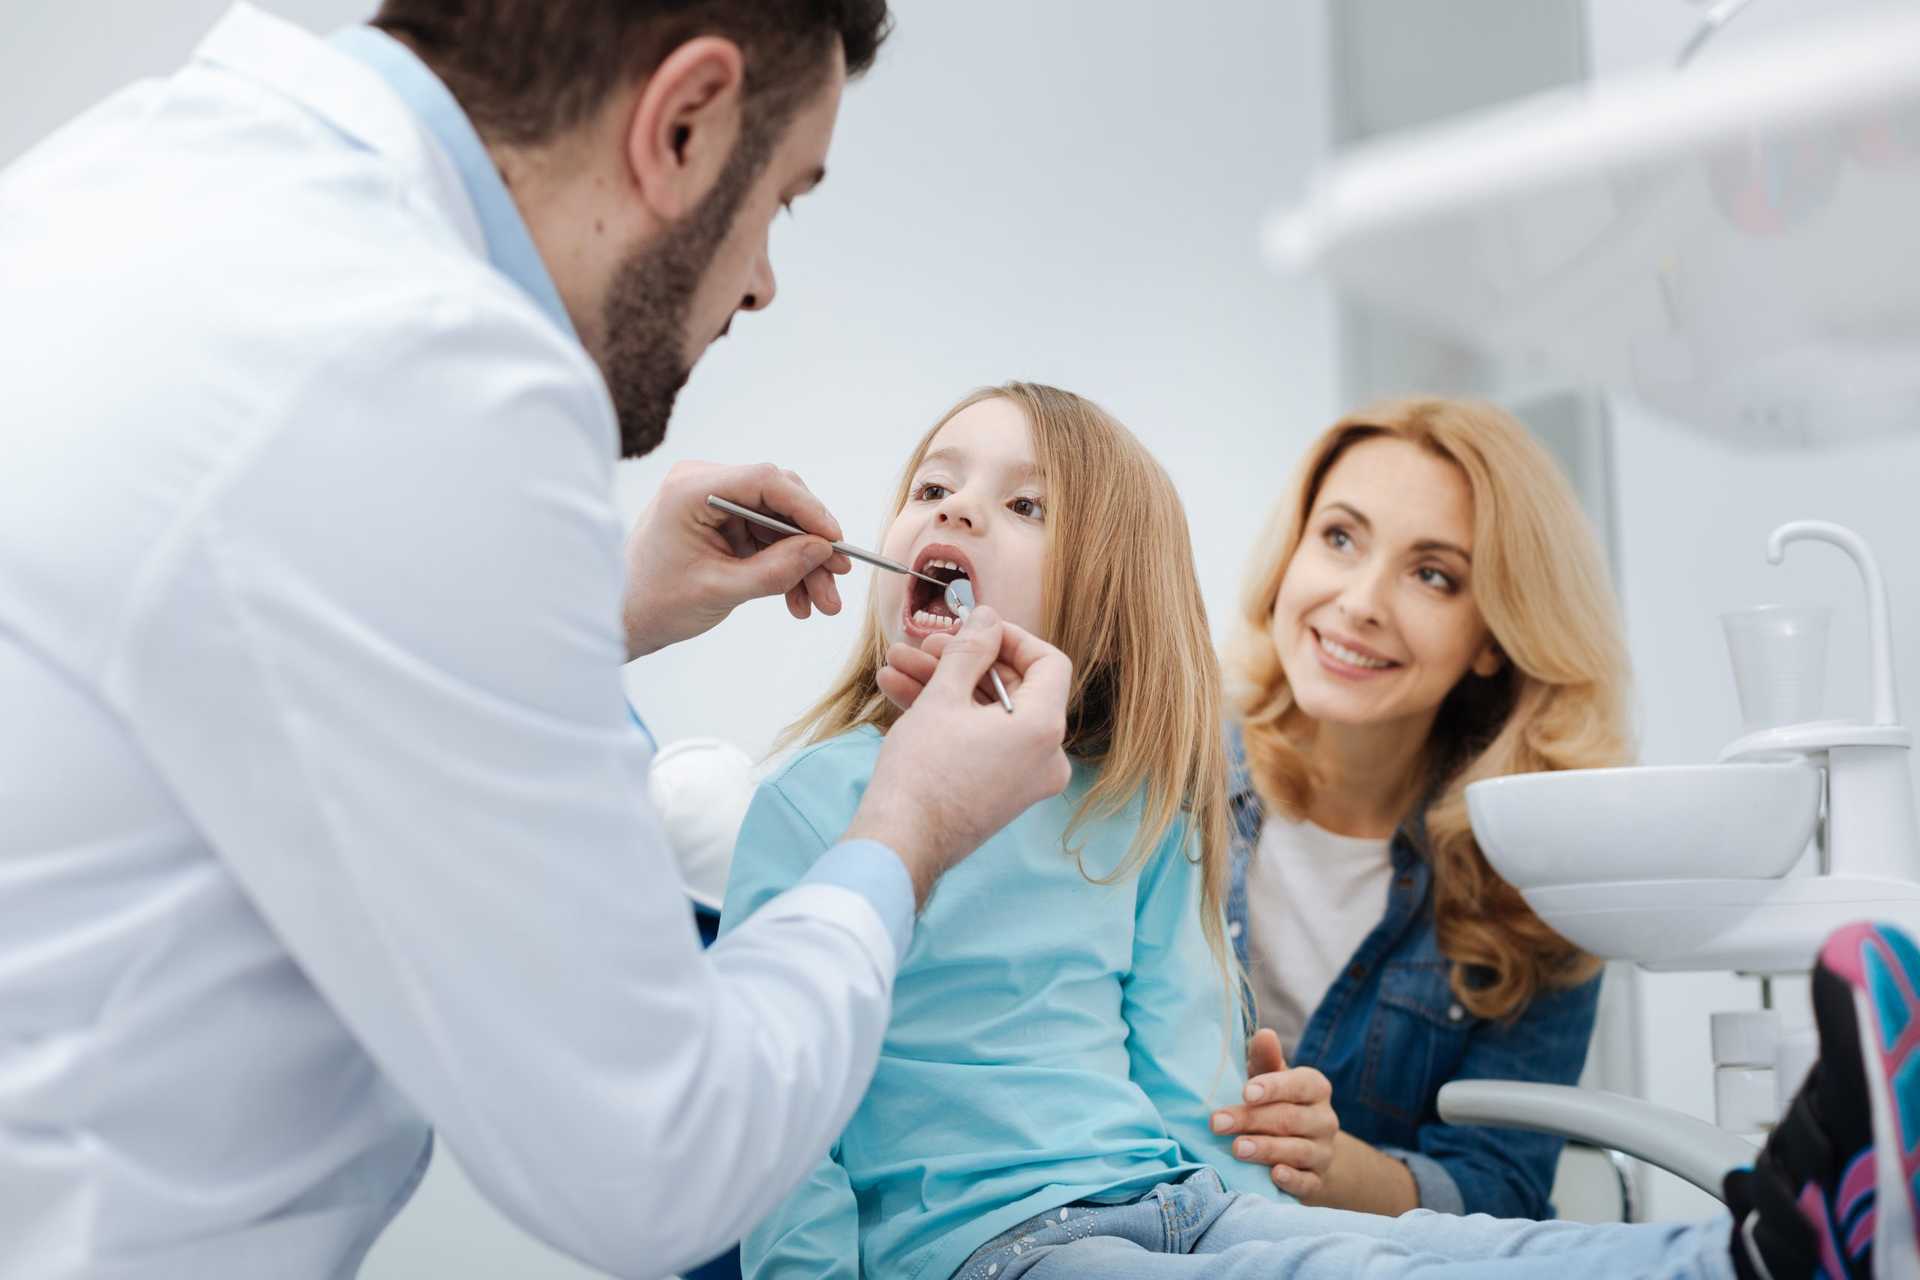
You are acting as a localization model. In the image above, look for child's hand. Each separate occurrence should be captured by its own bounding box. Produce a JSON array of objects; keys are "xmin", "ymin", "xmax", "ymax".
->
[{"xmin": 1211, "ymin": 1027, "xmax": 1338, "ymax": 1200}]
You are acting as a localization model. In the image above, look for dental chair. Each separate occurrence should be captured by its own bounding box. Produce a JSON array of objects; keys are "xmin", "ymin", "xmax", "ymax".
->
[{"xmin": 1448, "ymin": 523, "xmax": 1920, "ymax": 1215}]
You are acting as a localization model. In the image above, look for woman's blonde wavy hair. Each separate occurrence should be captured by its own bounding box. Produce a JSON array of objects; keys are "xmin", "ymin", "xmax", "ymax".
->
[
  {"xmin": 783, "ymin": 382, "xmax": 1236, "ymax": 987},
  {"xmin": 1228, "ymin": 398, "xmax": 1634, "ymax": 1022}
]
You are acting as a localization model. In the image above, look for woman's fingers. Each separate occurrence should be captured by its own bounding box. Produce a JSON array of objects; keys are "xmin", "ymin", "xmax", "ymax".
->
[
  {"xmin": 1272, "ymin": 1165, "xmax": 1322, "ymax": 1200},
  {"xmin": 1246, "ymin": 1027, "xmax": 1285, "ymax": 1078},
  {"xmin": 1243, "ymin": 1065, "xmax": 1332, "ymax": 1107},
  {"xmin": 1230, "ymin": 1135, "xmax": 1325, "ymax": 1173},
  {"xmin": 1212, "ymin": 1098, "xmax": 1336, "ymax": 1140}
]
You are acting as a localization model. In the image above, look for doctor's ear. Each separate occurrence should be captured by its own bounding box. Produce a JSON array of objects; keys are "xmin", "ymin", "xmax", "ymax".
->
[
  {"xmin": 1471, "ymin": 641, "xmax": 1505, "ymax": 679},
  {"xmin": 624, "ymin": 36, "xmax": 746, "ymax": 222}
]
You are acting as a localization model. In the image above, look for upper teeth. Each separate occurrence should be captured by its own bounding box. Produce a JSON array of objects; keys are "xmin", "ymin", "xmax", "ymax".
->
[
  {"xmin": 924, "ymin": 558, "xmax": 963, "ymax": 574},
  {"xmin": 1320, "ymin": 633, "xmax": 1391, "ymax": 668}
]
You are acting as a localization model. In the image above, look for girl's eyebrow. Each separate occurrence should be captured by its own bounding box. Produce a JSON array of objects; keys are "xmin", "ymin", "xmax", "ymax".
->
[
  {"xmin": 919, "ymin": 447, "xmax": 965, "ymax": 470},
  {"xmin": 918, "ymin": 448, "xmax": 1041, "ymax": 486}
]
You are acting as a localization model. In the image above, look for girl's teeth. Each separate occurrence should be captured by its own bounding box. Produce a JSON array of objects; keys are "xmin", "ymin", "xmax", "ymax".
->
[
  {"xmin": 1320, "ymin": 633, "xmax": 1391, "ymax": 669},
  {"xmin": 912, "ymin": 609, "xmax": 958, "ymax": 631}
]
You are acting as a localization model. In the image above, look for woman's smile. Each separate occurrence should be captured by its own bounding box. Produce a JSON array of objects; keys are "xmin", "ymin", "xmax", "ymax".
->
[{"xmin": 1309, "ymin": 627, "xmax": 1402, "ymax": 678}]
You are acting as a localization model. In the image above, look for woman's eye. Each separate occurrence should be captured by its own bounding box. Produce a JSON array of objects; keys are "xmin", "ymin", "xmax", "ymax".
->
[
  {"xmin": 1009, "ymin": 496, "xmax": 1045, "ymax": 520},
  {"xmin": 1323, "ymin": 526, "xmax": 1353, "ymax": 551},
  {"xmin": 914, "ymin": 483, "xmax": 949, "ymax": 502},
  {"xmin": 1417, "ymin": 566, "xmax": 1457, "ymax": 592}
]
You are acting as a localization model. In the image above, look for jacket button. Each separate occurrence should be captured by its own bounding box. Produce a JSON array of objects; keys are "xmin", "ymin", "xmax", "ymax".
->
[
  {"xmin": 1228, "ymin": 921, "xmax": 1243, "ymax": 939},
  {"xmin": 1448, "ymin": 1003, "xmax": 1466, "ymax": 1022}
]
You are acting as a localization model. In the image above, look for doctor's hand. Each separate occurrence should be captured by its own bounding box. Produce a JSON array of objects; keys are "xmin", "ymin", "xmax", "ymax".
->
[
  {"xmin": 846, "ymin": 607, "xmax": 1072, "ymax": 908},
  {"xmin": 622, "ymin": 461, "xmax": 854, "ymax": 659},
  {"xmin": 1212, "ymin": 1028, "xmax": 1338, "ymax": 1200}
]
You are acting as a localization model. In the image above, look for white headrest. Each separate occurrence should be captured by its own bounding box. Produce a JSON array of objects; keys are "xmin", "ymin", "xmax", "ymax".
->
[{"xmin": 647, "ymin": 737, "xmax": 758, "ymax": 912}]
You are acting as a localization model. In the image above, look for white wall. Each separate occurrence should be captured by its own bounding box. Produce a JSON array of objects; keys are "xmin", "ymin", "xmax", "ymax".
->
[
  {"xmin": 1585, "ymin": 0, "xmax": 1920, "ymax": 1222},
  {"xmin": 617, "ymin": 2, "xmax": 1337, "ymax": 760},
  {"xmin": 3, "ymin": 3, "xmax": 1336, "ymax": 1274}
]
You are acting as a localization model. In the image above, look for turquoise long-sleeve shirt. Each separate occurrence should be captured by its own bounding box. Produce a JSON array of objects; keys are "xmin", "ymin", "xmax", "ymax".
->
[{"xmin": 719, "ymin": 727, "xmax": 1284, "ymax": 1280}]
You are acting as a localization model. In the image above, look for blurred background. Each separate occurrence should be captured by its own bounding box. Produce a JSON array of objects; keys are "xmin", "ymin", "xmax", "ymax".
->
[{"xmin": 8, "ymin": 1, "xmax": 1918, "ymax": 1274}]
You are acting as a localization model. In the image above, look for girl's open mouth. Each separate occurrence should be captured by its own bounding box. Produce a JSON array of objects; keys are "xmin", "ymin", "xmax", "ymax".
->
[{"xmin": 904, "ymin": 544, "xmax": 979, "ymax": 639}]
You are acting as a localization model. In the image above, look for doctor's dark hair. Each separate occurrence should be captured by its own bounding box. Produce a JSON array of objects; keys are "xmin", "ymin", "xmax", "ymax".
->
[
  {"xmin": 1228, "ymin": 398, "xmax": 1634, "ymax": 1024},
  {"xmin": 373, "ymin": 0, "xmax": 891, "ymax": 146}
]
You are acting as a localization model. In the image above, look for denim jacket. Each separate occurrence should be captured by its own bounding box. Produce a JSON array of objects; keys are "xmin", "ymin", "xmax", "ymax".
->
[{"xmin": 1224, "ymin": 727, "xmax": 1601, "ymax": 1219}]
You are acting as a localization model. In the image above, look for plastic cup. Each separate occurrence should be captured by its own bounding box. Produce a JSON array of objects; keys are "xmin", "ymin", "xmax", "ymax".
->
[{"xmin": 1721, "ymin": 605, "xmax": 1831, "ymax": 732}]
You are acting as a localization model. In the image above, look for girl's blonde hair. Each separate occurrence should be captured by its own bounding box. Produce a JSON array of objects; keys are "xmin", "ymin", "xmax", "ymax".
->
[
  {"xmin": 1228, "ymin": 397, "xmax": 1634, "ymax": 1022},
  {"xmin": 784, "ymin": 382, "xmax": 1234, "ymax": 983}
]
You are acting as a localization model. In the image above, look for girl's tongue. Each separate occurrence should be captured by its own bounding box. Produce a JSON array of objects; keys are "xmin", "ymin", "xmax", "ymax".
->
[{"xmin": 907, "ymin": 574, "xmax": 960, "ymax": 633}]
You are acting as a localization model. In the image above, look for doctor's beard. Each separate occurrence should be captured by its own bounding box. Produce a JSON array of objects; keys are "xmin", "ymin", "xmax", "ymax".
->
[{"xmin": 600, "ymin": 127, "xmax": 769, "ymax": 459}]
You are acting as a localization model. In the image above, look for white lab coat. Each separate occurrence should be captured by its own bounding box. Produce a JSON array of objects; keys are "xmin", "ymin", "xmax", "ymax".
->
[{"xmin": 0, "ymin": 7, "xmax": 900, "ymax": 1278}]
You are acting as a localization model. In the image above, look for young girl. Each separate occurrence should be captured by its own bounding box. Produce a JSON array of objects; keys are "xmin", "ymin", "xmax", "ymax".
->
[
  {"xmin": 720, "ymin": 382, "xmax": 1261, "ymax": 1278},
  {"xmin": 720, "ymin": 383, "xmax": 1915, "ymax": 1280}
]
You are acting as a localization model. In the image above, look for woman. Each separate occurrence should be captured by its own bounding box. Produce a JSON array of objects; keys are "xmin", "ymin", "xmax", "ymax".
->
[{"xmin": 1213, "ymin": 397, "xmax": 1632, "ymax": 1219}]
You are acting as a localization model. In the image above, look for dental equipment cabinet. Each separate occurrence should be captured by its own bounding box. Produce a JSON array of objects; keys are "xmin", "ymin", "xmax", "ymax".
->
[{"xmin": 1270, "ymin": 8, "xmax": 1920, "ymax": 1206}]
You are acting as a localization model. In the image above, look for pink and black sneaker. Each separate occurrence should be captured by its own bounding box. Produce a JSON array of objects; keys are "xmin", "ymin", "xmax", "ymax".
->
[{"xmin": 1729, "ymin": 921, "xmax": 1920, "ymax": 1280}]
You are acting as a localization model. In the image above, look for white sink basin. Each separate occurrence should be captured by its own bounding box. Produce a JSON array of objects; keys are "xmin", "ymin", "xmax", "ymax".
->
[{"xmin": 1466, "ymin": 762, "xmax": 1822, "ymax": 890}]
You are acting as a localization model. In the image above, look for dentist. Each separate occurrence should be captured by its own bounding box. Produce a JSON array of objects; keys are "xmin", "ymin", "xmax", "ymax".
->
[{"xmin": 0, "ymin": 3, "xmax": 1072, "ymax": 1278}]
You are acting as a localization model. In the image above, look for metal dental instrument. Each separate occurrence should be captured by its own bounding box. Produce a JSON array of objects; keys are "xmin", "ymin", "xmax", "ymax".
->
[
  {"xmin": 944, "ymin": 578, "xmax": 1015, "ymax": 715},
  {"xmin": 705, "ymin": 495, "xmax": 945, "ymax": 585},
  {"xmin": 705, "ymin": 494, "xmax": 1016, "ymax": 714}
]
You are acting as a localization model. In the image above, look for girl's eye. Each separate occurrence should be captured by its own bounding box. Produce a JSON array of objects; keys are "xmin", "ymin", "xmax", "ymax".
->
[
  {"xmin": 914, "ymin": 482, "xmax": 950, "ymax": 502},
  {"xmin": 1009, "ymin": 496, "xmax": 1045, "ymax": 520},
  {"xmin": 1417, "ymin": 566, "xmax": 1457, "ymax": 592},
  {"xmin": 1323, "ymin": 525, "xmax": 1353, "ymax": 551}
]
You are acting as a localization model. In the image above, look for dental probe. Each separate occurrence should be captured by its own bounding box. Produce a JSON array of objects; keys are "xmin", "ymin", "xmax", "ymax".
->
[
  {"xmin": 944, "ymin": 579, "xmax": 1016, "ymax": 715},
  {"xmin": 705, "ymin": 495, "xmax": 946, "ymax": 586}
]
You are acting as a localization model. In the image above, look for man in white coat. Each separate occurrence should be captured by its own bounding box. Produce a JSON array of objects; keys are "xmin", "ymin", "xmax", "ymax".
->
[{"xmin": 0, "ymin": 3, "xmax": 1074, "ymax": 1276}]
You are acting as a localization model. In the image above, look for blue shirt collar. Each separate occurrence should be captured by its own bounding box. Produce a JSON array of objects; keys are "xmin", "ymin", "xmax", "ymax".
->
[{"xmin": 330, "ymin": 25, "xmax": 578, "ymax": 341}]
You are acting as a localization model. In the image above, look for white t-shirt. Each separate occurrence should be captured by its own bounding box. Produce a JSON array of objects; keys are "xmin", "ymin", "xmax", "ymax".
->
[{"xmin": 1243, "ymin": 816, "xmax": 1396, "ymax": 1056}]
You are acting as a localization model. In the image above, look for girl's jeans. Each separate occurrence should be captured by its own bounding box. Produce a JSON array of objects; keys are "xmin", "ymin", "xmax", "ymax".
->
[{"xmin": 953, "ymin": 1170, "xmax": 1735, "ymax": 1280}]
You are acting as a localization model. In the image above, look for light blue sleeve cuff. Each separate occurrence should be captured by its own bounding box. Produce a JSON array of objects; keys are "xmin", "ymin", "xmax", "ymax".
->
[
  {"xmin": 624, "ymin": 702, "xmax": 657, "ymax": 752},
  {"xmin": 800, "ymin": 839, "xmax": 915, "ymax": 966},
  {"xmin": 1380, "ymin": 1146, "xmax": 1466, "ymax": 1215}
]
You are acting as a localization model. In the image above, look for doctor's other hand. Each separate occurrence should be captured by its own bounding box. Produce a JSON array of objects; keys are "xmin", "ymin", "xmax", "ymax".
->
[
  {"xmin": 1212, "ymin": 1027, "xmax": 1338, "ymax": 1200},
  {"xmin": 622, "ymin": 461, "xmax": 854, "ymax": 659},
  {"xmin": 848, "ymin": 606, "xmax": 1072, "ymax": 907}
]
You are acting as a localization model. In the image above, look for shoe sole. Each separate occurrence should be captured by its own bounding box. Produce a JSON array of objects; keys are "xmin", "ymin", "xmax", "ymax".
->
[{"xmin": 1820, "ymin": 922, "xmax": 1920, "ymax": 1280}]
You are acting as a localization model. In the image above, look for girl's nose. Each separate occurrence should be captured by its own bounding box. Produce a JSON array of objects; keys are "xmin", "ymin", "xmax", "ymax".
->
[{"xmin": 935, "ymin": 497, "xmax": 979, "ymax": 531}]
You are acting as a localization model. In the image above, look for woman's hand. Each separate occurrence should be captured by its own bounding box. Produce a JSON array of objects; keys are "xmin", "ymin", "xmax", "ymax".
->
[{"xmin": 1211, "ymin": 1028, "xmax": 1338, "ymax": 1200}]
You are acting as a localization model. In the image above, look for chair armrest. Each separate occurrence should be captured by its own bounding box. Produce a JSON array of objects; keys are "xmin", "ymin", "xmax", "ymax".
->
[{"xmin": 1438, "ymin": 1081, "xmax": 1758, "ymax": 1203}]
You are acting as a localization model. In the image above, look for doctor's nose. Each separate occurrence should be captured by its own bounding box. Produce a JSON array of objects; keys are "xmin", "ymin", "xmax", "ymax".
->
[{"xmin": 739, "ymin": 252, "xmax": 776, "ymax": 313}]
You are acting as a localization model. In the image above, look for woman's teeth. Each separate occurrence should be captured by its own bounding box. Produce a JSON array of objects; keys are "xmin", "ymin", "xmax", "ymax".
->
[
  {"xmin": 912, "ymin": 609, "xmax": 960, "ymax": 632},
  {"xmin": 924, "ymin": 558, "xmax": 964, "ymax": 574},
  {"xmin": 1319, "ymin": 632, "xmax": 1393, "ymax": 669}
]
